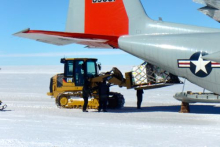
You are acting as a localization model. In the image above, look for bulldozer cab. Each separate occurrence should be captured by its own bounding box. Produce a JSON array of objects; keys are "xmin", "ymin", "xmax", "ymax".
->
[{"xmin": 61, "ymin": 58, "xmax": 98, "ymax": 86}]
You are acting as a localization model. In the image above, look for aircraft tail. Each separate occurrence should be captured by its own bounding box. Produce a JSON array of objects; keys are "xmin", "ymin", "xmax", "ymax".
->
[
  {"xmin": 13, "ymin": 0, "xmax": 156, "ymax": 48},
  {"xmin": 66, "ymin": 0, "xmax": 151, "ymax": 36}
]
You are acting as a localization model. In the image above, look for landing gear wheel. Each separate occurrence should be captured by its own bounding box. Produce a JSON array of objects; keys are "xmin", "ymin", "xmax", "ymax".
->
[
  {"xmin": 107, "ymin": 93, "xmax": 125, "ymax": 109},
  {"xmin": 56, "ymin": 94, "xmax": 69, "ymax": 108}
]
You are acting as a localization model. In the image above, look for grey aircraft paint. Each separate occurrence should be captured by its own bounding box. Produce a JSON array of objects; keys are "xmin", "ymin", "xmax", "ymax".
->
[
  {"xmin": 115, "ymin": 0, "xmax": 220, "ymax": 95},
  {"xmin": 122, "ymin": 0, "xmax": 220, "ymax": 35},
  {"xmin": 118, "ymin": 33, "xmax": 220, "ymax": 94},
  {"xmin": 66, "ymin": 0, "xmax": 85, "ymax": 33}
]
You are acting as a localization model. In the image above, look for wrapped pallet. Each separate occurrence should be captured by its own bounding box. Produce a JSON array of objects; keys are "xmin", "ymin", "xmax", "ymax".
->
[
  {"xmin": 132, "ymin": 65, "xmax": 148, "ymax": 85},
  {"xmin": 132, "ymin": 63, "xmax": 170, "ymax": 86},
  {"xmin": 152, "ymin": 66, "xmax": 170, "ymax": 83}
]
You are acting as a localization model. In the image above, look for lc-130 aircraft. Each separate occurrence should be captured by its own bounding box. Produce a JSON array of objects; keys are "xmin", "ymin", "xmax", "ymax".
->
[{"xmin": 14, "ymin": 0, "xmax": 220, "ymax": 105}]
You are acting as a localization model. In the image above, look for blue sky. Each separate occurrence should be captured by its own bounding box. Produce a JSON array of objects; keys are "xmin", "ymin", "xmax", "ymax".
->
[{"xmin": 1, "ymin": 0, "xmax": 220, "ymax": 66}]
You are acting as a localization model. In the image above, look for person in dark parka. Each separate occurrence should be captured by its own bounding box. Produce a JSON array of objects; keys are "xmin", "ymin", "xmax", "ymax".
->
[
  {"xmin": 98, "ymin": 80, "xmax": 110, "ymax": 112},
  {"xmin": 136, "ymin": 89, "xmax": 144, "ymax": 109},
  {"xmin": 82, "ymin": 78, "xmax": 91, "ymax": 112}
]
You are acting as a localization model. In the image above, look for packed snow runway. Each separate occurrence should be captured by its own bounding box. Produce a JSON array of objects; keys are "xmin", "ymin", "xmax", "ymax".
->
[{"xmin": 0, "ymin": 66, "xmax": 220, "ymax": 147}]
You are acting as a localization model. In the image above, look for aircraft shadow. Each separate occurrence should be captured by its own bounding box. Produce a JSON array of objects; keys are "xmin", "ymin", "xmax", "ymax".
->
[{"xmin": 108, "ymin": 104, "xmax": 220, "ymax": 114}]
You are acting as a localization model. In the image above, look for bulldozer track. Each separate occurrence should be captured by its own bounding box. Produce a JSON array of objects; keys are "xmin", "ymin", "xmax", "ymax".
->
[{"xmin": 55, "ymin": 92, "xmax": 125, "ymax": 110}]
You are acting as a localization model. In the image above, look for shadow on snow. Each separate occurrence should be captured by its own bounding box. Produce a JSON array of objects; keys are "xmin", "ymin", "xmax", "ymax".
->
[{"xmin": 107, "ymin": 104, "xmax": 220, "ymax": 114}]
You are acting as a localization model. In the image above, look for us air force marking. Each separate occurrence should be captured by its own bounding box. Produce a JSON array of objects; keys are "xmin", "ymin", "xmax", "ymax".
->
[{"xmin": 178, "ymin": 52, "xmax": 220, "ymax": 77}]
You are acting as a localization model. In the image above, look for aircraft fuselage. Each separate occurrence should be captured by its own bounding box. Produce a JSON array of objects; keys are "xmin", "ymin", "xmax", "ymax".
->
[{"xmin": 119, "ymin": 32, "xmax": 220, "ymax": 94}]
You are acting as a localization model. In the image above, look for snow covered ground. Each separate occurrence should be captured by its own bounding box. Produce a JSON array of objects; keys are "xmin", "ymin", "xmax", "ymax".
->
[{"xmin": 0, "ymin": 65, "xmax": 220, "ymax": 147}]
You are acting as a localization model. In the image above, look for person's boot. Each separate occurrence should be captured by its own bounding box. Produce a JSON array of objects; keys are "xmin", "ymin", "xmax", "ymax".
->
[
  {"xmin": 83, "ymin": 109, "xmax": 88, "ymax": 112},
  {"xmin": 103, "ymin": 109, "xmax": 107, "ymax": 112}
]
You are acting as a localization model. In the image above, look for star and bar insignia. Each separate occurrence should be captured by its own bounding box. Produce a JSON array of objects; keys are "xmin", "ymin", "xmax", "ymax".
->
[{"xmin": 178, "ymin": 52, "xmax": 220, "ymax": 77}]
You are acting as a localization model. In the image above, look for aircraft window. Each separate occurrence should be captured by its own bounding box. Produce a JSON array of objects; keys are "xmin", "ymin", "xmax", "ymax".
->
[
  {"xmin": 66, "ymin": 61, "xmax": 74, "ymax": 77},
  {"xmin": 87, "ymin": 60, "xmax": 96, "ymax": 77}
]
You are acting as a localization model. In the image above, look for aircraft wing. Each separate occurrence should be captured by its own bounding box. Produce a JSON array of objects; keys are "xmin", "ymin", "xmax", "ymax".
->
[
  {"xmin": 13, "ymin": 28, "xmax": 119, "ymax": 49},
  {"xmin": 193, "ymin": 0, "xmax": 220, "ymax": 22}
]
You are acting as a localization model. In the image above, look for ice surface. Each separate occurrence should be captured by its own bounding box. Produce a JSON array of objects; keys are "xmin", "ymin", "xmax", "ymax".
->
[{"xmin": 0, "ymin": 65, "xmax": 220, "ymax": 147}]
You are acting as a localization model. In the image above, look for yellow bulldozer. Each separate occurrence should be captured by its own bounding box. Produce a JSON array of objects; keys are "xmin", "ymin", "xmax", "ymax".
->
[
  {"xmin": 47, "ymin": 58, "xmax": 132, "ymax": 109},
  {"xmin": 47, "ymin": 58, "xmax": 181, "ymax": 109}
]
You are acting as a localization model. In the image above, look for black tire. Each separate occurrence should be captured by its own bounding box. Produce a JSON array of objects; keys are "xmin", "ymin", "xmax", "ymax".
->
[{"xmin": 107, "ymin": 93, "xmax": 125, "ymax": 109}]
